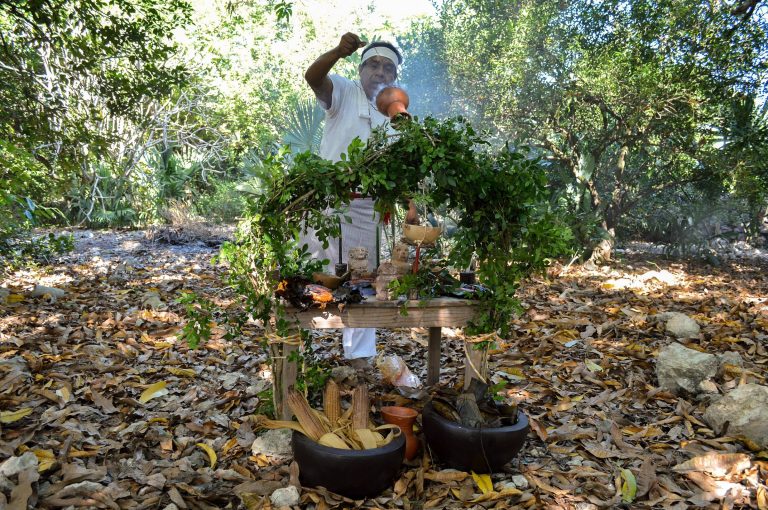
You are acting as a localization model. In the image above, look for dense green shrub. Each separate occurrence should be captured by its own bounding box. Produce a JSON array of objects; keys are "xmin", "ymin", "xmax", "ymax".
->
[{"xmin": 193, "ymin": 180, "xmax": 248, "ymax": 224}]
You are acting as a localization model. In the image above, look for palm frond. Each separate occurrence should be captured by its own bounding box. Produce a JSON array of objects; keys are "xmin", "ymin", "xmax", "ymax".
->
[{"xmin": 282, "ymin": 99, "xmax": 324, "ymax": 155}]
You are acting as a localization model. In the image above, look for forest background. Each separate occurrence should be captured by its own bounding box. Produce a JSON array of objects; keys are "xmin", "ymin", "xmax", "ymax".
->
[{"xmin": 1, "ymin": 0, "xmax": 767, "ymax": 265}]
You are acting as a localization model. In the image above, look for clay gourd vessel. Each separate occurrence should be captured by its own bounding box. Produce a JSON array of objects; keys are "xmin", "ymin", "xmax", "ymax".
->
[
  {"xmin": 381, "ymin": 406, "xmax": 420, "ymax": 461},
  {"xmin": 376, "ymin": 86, "xmax": 410, "ymax": 119},
  {"xmin": 403, "ymin": 223, "xmax": 442, "ymax": 245}
]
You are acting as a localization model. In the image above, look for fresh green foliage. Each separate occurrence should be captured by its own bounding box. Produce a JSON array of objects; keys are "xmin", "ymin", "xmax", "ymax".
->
[
  {"xmin": 221, "ymin": 117, "xmax": 571, "ymax": 336},
  {"xmin": 435, "ymin": 0, "xmax": 768, "ymax": 257},
  {"xmin": 287, "ymin": 332, "xmax": 330, "ymax": 398},
  {"xmin": 282, "ymin": 99, "xmax": 325, "ymax": 155},
  {"xmin": 177, "ymin": 291, "xmax": 215, "ymax": 349},
  {"xmin": 0, "ymin": 192, "xmax": 73, "ymax": 273},
  {"xmin": 194, "ymin": 180, "xmax": 248, "ymax": 224}
]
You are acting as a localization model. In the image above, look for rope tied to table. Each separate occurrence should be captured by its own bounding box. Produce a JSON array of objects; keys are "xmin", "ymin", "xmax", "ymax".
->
[
  {"xmin": 265, "ymin": 332, "xmax": 302, "ymax": 354},
  {"xmin": 463, "ymin": 331, "xmax": 501, "ymax": 384}
]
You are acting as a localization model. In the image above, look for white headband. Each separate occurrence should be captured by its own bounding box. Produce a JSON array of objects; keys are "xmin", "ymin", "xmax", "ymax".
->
[{"xmin": 361, "ymin": 46, "xmax": 400, "ymax": 67}]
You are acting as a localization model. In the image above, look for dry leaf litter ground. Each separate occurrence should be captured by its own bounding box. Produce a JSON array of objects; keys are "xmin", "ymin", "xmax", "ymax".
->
[{"xmin": 1, "ymin": 229, "xmax": 767, "ymax": 509}]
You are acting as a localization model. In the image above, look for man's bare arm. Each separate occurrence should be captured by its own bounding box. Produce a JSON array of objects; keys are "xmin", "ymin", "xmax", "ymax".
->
[{"xmin": 305, "ymin": 32, "xmax": 365, "ymax": 106}]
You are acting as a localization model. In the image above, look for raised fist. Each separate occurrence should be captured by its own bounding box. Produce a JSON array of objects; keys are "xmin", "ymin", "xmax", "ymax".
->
[{"xmin": 335, "ymin": 32, "xmax": 366, "ymax": 58}]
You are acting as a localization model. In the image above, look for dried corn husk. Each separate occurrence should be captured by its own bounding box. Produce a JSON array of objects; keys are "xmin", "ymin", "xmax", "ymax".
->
[
  {"xmin": 323, "ymin": 379, "xmax": 341, "ymax": 427},
  {"xmin": 353, "ymin": 428, "xmax": 379, "ymax": 450},
  {"xmin": 286, "ymin": 389, "xmax": 327, "ymax": 441},
  {"xmin": 255, "ymin": 386, "xmax": 403, "ymax": 451},
  {"xmin": 319, "ymin": 432, "xmax": 351, "ymax": 449},
  {"xmin": 351, "ymin": 385, "xmax": 369, "ymax": 430}
]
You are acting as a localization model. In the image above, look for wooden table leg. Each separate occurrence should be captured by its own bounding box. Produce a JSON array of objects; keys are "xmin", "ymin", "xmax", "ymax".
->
[{"xmin": 427, "ymin": 326, "xmax": 442, "ymax": 385}]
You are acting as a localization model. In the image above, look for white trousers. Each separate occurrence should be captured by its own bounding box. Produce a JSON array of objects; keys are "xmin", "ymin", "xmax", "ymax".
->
[
  {"xmin": 342, "ymin": 328, "xmax": 376, "ymax": 359},
  {"xmin": 300, "ymin": 198, "xmax": 379, "ymax": 360}
]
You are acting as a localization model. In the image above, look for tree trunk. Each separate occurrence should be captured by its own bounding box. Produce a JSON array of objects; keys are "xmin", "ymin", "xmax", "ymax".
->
[{"xmin": 588, "ymin": 143, "xmax": 628, "ymax": 264}]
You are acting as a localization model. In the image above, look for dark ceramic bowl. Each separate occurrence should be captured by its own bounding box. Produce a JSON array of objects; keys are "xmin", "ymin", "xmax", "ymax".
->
[
  {"xmin": 422, "ymin": 400, "xmax": 529, "ymax": 473},
  {"xmin": 292, "ymin": 431, "xmax": 405, "ymax": 499}
]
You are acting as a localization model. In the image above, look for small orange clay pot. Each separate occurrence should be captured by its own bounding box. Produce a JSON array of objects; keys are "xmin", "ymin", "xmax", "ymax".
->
[
  {"xmin": 376, "ymin": 86, "xmax": 411, "ymax": 119},
  {"xmin": 381, "ymin": 406, "xmax": 419, "ymax": 461}
]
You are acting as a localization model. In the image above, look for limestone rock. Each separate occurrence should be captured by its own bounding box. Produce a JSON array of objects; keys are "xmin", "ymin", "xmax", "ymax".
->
[
  {"xmin": 704, "ymin": 384, "xmax": 768, "ymax": 448},
  {"xmin": 717, "ymin": 351, "xmax": 743, "ymax": 376},
  {"xmin": 656, "ymin": 343, "xmax": 717, "ymax": 395},
  {"xmin": 251, "ymin": 429, "xmax": 292, "ymax": 458},
  {"xmin": 330, "ymin": 365, "xmax": 357, "ymax": 384},
  {"xmin": 0, "ymin": 452, "xmax": 37, "ymax": 477},
  {"xmin": 511, "ymin": 474, "xmax": 529, "ymax": 490},
  {"xmin": 664, "ymin": 313, "xmax": 700, "ymax": 338},
  {"xmin": 270, "ymin": 486, "xmax": 300, "ymax": 507}
]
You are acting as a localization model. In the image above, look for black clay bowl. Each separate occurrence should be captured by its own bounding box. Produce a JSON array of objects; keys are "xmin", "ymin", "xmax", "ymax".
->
[
  {"xmin": 422, "ymin": 400, "xmax": 529, "ymax": 473},
  {"xmin": 292, "ymin": 431, "xmax": 405, "ymax": 499}
]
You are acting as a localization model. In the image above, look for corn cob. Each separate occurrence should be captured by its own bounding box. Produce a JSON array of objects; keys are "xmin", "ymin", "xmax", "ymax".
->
[
  {"xmin": 351, "ymin": 384, "xmax": 369, "ymax": 430},
  {"xmin": 323, "ymin": 379, "xmax": 341, "ymax": 427},
  {"xmin": 286, "ymin": 389, "xmax": 327, "ymax": 441}
]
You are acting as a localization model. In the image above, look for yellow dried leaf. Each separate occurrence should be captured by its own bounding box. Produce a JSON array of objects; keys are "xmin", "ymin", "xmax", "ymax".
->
[
  {"xmin": 502, "ymin": 367, "xmax": 526, "ymax": 379},
  {"xmin": 222, "ymin": 437, "xmax": 238, "ymax": 455},
  {"xmin": 56, "ymin": 386, "xmax": 71, "ymax": 403},
  {"xmin": 472, "ymin": 487, "xmax": 523, "ymax": 502},
  {"xmin": 757, "ymin": 485, "xmax": 768, "ymax": 510},
  {"xmin": 166, "ymin": 367, "xmax": 197, "ymax": 378},
  {"xmin": 195, "ymin": 443, "xmax": 217, "ymax": 469},
  {"xmin": 33, "ymin": 449, "xmax": 56, "ymax": 472},
  {"xmin": 471, "ymin": 471, "xmax": 493, "ymax": 494},
  {"xmin": 585, "ymin": 359, "xmax": 603, "ymax": 372},
  {"xmin": 7, "ymin": 293, "xmax": 25, "ymax": 303},
  {"xmin": 642, "ymin": 425, "xmax": 664, "ymax": 438},
  {"xmin": 139, "ymin": 381, "xmax": 168, "ymax": 403},
  {"xmin": 0, "ymin": 407, "xmax": 33, "ymax": 423},
  {"xmin": 69, "ymin": 448, "xmax": 99, "ymax": 458},
  {"xmin": 249, "ymin": 454, "xmax": 270, "ymax": 467},
  {"xmin": 424, "ymin": 470, "xmax": 469, "ymax": 482}
]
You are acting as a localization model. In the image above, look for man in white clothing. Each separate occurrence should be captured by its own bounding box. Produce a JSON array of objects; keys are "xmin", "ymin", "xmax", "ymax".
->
[{"xmin": 303, "ymin": 33, "xmax": 416, "ymax": 367}]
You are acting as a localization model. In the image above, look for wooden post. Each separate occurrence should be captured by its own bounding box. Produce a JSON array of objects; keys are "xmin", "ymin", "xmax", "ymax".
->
[
  {"xmin": 427, "ymin": 327, "xmax": 442, "ymax": 385},
  {"xmin": 269, "ymin": 330, "xmax": 300, "ymax": 420}
]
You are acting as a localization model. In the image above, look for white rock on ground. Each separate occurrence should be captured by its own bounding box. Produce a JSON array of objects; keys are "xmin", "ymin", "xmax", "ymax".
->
[
  {"xmin": 270, "ymin": 485, "xmax": 300, "ymax": 507},
  {"xmin": 0, "ymin": 452, "xmax": 38, "ymax": 477},
  {"xmin": 656, "ymin": 343, "xmax": 718, "ymax": 395},
  {"xmin": 251, "ymin": 429, "xmax": 292, "ymax": 457},
  {"xmin": 664, "ymin": 313, "xmax": 701, "ymax": 338},
  {"xmin": 511, "ymin": 474, "xmax": 529, "ymax": 489},
  {"xmin": 704, "ymin": 384, "xmax": 768, "ymax": 448}
]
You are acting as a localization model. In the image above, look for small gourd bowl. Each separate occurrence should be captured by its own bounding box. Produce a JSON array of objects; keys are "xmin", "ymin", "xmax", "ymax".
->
[{"xmin": 403, "ymin": 223, "xmax": 442, "ymax": 245}]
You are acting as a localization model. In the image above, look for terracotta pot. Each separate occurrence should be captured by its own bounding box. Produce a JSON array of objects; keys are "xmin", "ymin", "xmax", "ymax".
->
[
  {"xmin": 422, "ymin": 400, "xmax": 529, "ymax": 473},
  {"xmin": 376, "ymin": 86, "xmax": 411, "ymax": 119},
  {"xmin": 292, "ymin": 431, "xmax": 405, "ymax": 499},
  {"xmin": 381, "ymin": 406, "xmax": 420, "ymax": 461}
]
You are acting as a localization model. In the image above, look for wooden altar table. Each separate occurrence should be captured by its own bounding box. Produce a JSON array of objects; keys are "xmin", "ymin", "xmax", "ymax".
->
[{"xmin": 273, "ymin": 297, "xmax": 478, "ymax": 419}]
